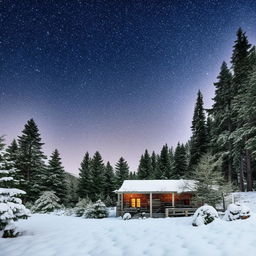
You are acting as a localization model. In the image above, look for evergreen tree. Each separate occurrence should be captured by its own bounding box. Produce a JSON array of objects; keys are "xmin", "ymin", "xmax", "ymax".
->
[
  {"xmin": 0, "ymin": 137, "xmax": 30, "ymax": 238},
  {"xmin": 156, "ymin": 144, "xmax": 173, "ymax": 179},
  {"xmin": 45, "ymin": 149, "xmax": 67, "ymax": 204},
  {"xmin": 211, "ymin": 62, "xmax": 234, "ymax": 182},
  {"xmin": 174, "ymin": 143, "xmax": 188, "ymax": 178},
  {"xmin": 104, "ymin": 161, "xmax": 116, "ymax": 199},
  {"xmin": 137, "ymin": 150, "xmax": 153, "ymax": 179},
  {"xmin": 78, "ymin": 152, "xmax": 92, "ymax": 199},
  {"xmin": 230, "ymin": 28, "xmax": 253, "ymax": 190},
  {"xmin": 16, "ymin": 119, "xmax": 47, "ymax": 201},
  {"xmin": 189, "ymin": 91, "xmax": 208, "ymax": 167},
  {"xmin": 90, "ymin": 151, "xmax": 105, "ymax": 201},
  {"xmin": 115, "ymin": 157, "xmax": 129, "ymax": 187},
  {"xmin": 151, "ymin": 151, "xmax": 158, "ymax": 179}
]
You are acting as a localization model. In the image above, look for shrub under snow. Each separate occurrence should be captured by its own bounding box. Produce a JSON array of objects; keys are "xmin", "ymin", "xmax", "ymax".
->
[
  {"xmin": 74, "ymin": 197, "xmax": 92, "ymax": 217},
  {"xmin": 192, "ymin": 204, "xmax": 219, "ymax": 226},
  {"xmin": 223, "ymin": 203, "xmax": 251, "ymax": 221},
  {"xmin": 32, "ymin": 191, "xmax": 62, "ymax": 213},
  {"xmin": 85, "ymin": 200, "xmax": 108, "ymax": 219},
  {"xmin": 123, "ymin": 212, "xmax": 132, "ymax": 220}
]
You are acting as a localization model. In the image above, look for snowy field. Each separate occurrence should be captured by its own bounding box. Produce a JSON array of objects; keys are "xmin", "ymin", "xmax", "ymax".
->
[{"xmin": 1, "ymin": 211, "xmax": 256, "ymax": 256}]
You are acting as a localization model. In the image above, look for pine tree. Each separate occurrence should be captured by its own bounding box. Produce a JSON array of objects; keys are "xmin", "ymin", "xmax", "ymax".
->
[
  {"xmin": 174, "ymin": 143, "xmax": 188, "ymax": 178},
  {"xmin": 137, "ymin": 150, "xmax": 153, "ymax": 179},
  {"xmin": 211, "ymin": 62, "xmax": 234, "ymax": 182},
  {"xmin": 191, "ymin": 154, "xmax": 233, "ymax": 207},
  {"xmin": 104, "ymin": 161, "xmax": 116, "ymax": 199},
  {"xmin": 16, "ymin": 119, "xmax": 47, "ymax": 201},
  {"xmin": 78, "ymin": 152, "xmax": 93, "ymax": 199},
  {"xmin": 230, "ymin": 28, "xmax": 253, "ymax": 190},
  {"xmin": 115, "ymin": 157, "xmax": 129, "ymax": 187},
  {"xmin": 90, "ymin": 151, "xmax": 105, "ymax": 201},
  {"xmin": 156, "ymin": 144, "xmax": 173, "ymax": 179},
  {"xmin": 151, "ymin": 151, "xmax": 158, "ymax": 179},
  {"xmin": 0, "ymin": 136, "xmax": 30, "ymax": 238},
  {"xmin": 189, "ymin": 91, "xmax": 208, "ymax": 167},
  {"xmin": 31, "ymin": 191, "xmax": 62, "ymax": 213},
  {"xmin": 45, "ymin": 149, "xmax": 67, "ymax": 204}
]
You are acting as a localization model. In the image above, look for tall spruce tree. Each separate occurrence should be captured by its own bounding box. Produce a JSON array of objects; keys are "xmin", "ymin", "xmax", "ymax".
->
[
  {"xmin": 174, "ymin": 143, "xmax": 188, "ymax": 178},
  {"xmin": 156, "ymin": 144, "xmax": 173, "ymax": 179},
  {"xmin": 211, "ymin": 62, "xmax": 234, "ymax": 182},
  {"xmin": 137, "ymin": 150, "xmax": 153, "ymax": 179},
  {"xmin": 189, "ymin": 91, "xmax": 208, "ymax": 167},
  {"xmin": 230, "ymin": 28, "xmax": 253, "ymax": 190},
  {"xmin": 16, "ymin": 119, "xmax": 47, "ymax": 202},
  {"xmin": 104, "ymin": 161, "xmax": 116, "ymax": 199},
  {"xmin": 90, "ymin": 151, "xmax": 105, "ymax": 201},
  {"xmin": 115, "ymin": 157, "xmax": 129, "ymax": 187},
  {"xmin": 78, "ymin": 152, "xmax": 93, "ymax": 199},
  {"xmin": 151, "ymin": 151, "xmax": 158, "ymax": 179},
  {"xmin": 45, "ymin": 149, "xmax": 67, "ymax": 204}
]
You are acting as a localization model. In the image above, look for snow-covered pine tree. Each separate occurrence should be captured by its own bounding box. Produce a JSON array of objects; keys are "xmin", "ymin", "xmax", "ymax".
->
[
  {"xmin": 210, "ymin": 62, "xmax": 234, "ymax": 182},
  {"xmin": 78, "ymin": 152, "xmax": 93, "ymax": 200},
  {"xmin": 230, "ymin": 28, "xmax": 253, "ymax": 191},
  {"xmin": 32, "ymin": 191, "xmax": 62, "ymax": 213},
  {"xmin": 45, "ymin": 149, "xmax": 67, "ymax": 204},
  {"xmin": 137, "ymin": 150, "xmax": 153, "ymax": 179},
  {"xmin": 0, "ymin": 136, "xmax": 30, "ymax": 238},
  {"xmin": 189, "ymin": 91, "xmax": 208, "ymax": 168},
  {"xmin": 115, "ymin": 157, "xmax": 129, "ymax": 187},
  {"xmin": 191, "ymin": 153, "xmax": 233, "ymax": 207},
  {"xmin": 151, "ymin": 151, "xmax": 158, "ymax": 179},
  {"xmin": 74, "ymin": 197, "xmax": 92, "ymax": 217},
  {"xmin": 85, "ymin": 200, "xmax": 108, "ymax": 219},
  {"xmin": 173, "ymin": 143, "xmax": 188, "ymax": 178},
  {"xmin": 16, "ymin": 119, "xmax": 47, "ymax": 201}
]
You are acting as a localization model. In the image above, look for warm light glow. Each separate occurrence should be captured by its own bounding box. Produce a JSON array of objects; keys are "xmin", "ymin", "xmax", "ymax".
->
[
  {"xmin": 131, "ymin": 198, "xmax": 136, "ymax": 207},
  {"xmin": 136, "ymin": 198, "xmax": 141, "ymax": 207}
]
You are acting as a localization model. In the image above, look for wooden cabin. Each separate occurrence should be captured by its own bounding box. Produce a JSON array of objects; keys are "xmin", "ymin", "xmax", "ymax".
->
[{"xmin": 115, "ymin": 179, "xmax": 199, "ymax": 218}]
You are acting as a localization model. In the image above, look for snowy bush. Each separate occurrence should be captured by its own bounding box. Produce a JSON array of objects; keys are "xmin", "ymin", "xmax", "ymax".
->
[
  {"xmin": 85, "ymin": 200, "xmax": 108, "ymax": 219},
  {"xmin": 32, "ymin": 191, "xmax": 62, "ymax": 213},
  {"xmin": 74, "ymin": 197, "xmax": 92, "ymax": 217},
  {"xmin": 0, "ymin": 168, "xmax": 30, "ymax": 238},
  {"xmin": 192, "ymin": 204, "xmax": 219, "ymax": 226},
  {"xmin": 223, "ymin": 203, "xmax": 251, "ymax": 221},
  {"xmin": 123, "ymin": 212, "xmax": 132, "ymax": 220}
]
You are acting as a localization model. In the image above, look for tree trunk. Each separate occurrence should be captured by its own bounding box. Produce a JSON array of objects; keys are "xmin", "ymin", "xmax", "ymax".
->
[
  {"xmin": 245, "ymin": 149, "xmax": 253, "ymax": 191},
  {"xmin": 239, "ymin": 155, "xmax": 245, "ymax": 192}
]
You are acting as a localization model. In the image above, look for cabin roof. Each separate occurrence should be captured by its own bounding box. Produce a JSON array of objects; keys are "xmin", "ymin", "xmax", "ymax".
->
[{"xmin": 115, "ymin": 179, "xmax": 196, "ymax": 193}]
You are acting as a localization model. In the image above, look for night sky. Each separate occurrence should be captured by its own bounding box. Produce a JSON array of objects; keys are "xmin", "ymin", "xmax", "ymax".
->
[{"xmin": 1, "ymin": 0, "xmax": 256, "ymax": 174}]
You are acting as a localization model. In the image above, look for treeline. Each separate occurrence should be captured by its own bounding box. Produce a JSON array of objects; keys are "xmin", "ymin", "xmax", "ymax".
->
[{"xmin": 1, "ymin": 28, "xmax": 256, "ymax": 209}]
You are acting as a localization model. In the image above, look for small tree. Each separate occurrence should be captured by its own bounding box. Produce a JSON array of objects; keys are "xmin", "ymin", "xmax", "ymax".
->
[
  {"xmin": 74, "ymin": 197, "xmax": 92, "ymax": 217},
  {"xmin": 85, "ymin": 200, "xmax": 108, "ymax": 219},
  {"xmin": 0, "ymin": 136, "xmax": 30, "ymax": 238},
  {"xmin": 190, "ymin": 153, "xmax": 233, "ymax": 208},
  {"xmin": 32, "ymin": 191, "xmax": 62, "ymax": 213}
]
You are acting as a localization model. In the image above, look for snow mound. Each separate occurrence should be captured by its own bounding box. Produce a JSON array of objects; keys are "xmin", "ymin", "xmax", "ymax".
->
[
  {"xmin": 123, "ymin": 212, "xmax": 131, "ymax": 220},
  {"xmin": 192, "ymin": 204, "xmax": 218, "ymax": 226},
  {"xmin": 223, "ymin": 203, "xmax": 251, "ymax": 221}
]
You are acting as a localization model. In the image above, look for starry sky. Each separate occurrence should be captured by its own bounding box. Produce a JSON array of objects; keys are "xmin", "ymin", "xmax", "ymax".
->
[{"xmin": 1, "ymin": 0, "xmax": 256, "ymax": 175}]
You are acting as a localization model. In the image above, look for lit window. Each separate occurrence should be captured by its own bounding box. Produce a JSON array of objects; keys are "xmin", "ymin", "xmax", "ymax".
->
[
  {"xmin": 136, "ymin": 198, "xmax": 141, "ymax": 207},
  {"xmin": 131, "ymin": 198, "xmax": 136, "ymax": 207}
]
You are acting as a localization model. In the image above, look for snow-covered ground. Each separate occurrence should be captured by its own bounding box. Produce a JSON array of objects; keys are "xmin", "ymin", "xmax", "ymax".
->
[{"xmin": 1, "ymin": 193, "xmax": 256, "ymax": 256}]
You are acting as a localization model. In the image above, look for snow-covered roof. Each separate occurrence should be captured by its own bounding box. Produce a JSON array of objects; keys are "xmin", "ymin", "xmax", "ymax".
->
[{"xmin": 115, "ymin": 179, "xmax": 196, "ymax": 193}]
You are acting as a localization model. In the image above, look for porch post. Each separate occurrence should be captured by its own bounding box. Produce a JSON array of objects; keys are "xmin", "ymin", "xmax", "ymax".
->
[
  {"xmin": 150, "ymin": 192, "xmax": 152, "ymax": 218},
  {"xmin": 172, "ymin": 192, "xmax": 175, "ymax": 207},
  {"xmin": 121, "ymin": 193, "xmax": 124, "ymax": 215}
]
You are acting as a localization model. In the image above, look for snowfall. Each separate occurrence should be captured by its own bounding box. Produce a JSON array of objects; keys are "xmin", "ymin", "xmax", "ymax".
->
[{"xmin": 1, "ymin": 193, "xmax": 256, "ymax": 256}]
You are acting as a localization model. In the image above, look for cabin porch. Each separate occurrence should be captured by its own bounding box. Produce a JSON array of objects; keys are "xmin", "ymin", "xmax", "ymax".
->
[{"xmin": 116, "ymin": 192, "xmax": 197, "ymax": 218}]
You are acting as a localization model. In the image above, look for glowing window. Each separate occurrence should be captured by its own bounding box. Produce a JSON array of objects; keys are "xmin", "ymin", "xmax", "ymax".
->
[
  {"xmin": 131, "ymin": 198, "xmax": 136, "ymax": 207},
  {"xmin": 136, "ymin": 198, "xmax": 141, "ymax": 207}
]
